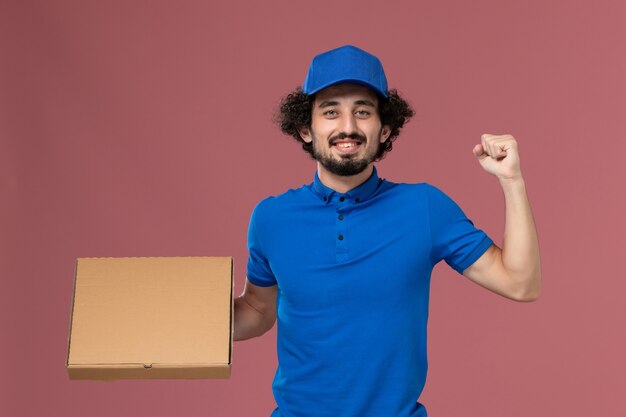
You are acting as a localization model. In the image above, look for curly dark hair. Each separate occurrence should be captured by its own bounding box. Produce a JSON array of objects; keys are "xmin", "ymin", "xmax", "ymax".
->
[{"xmin": 274, "ymin": 87, "xmax": 415, "ymax": 161}]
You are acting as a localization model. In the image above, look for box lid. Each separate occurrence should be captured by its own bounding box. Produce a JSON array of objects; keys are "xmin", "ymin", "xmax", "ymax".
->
[{"xmin": 67, "ymin": 256, "xmax": 233, "ymax": 380}]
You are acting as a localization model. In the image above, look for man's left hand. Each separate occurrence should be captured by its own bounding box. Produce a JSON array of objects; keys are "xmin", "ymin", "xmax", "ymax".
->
[{"xmin": 472, "ymin": 133, "xmax": 522, "ymax": 182}]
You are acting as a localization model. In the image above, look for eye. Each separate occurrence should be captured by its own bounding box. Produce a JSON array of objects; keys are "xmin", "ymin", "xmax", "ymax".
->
[
  {"xmin": 355, "ymin": 110, "xmax": 370, "ymax": 117},
  {"xmin": 323, "ymin": 109, "xmax": 338, "ymax": 117}
]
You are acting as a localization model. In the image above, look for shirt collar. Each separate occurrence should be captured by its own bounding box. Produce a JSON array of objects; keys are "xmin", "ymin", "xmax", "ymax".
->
[{"xmin": 312, "ymin": 166, "xmax": 382, "ymax": 204}]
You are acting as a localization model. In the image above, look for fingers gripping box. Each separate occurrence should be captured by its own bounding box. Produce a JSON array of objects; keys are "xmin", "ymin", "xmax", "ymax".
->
[{"xmin": 66, "ymin": 257, "xmax": 233, "ymax": 380}]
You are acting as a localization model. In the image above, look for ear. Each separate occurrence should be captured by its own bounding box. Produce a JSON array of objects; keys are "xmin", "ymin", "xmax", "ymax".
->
[
  {"xmin": 298, "ymin": 126, "xmax": 313, "ymax": 143},
  {"xmin": 380, "ymin": 125, "xmax": 391, "ymax": 143}
]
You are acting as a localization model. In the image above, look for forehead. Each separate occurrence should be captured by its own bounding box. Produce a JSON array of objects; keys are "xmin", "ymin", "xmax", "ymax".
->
[{"xmin": 313, "ymin": 83, "xmax": 379, "ymax": 107}]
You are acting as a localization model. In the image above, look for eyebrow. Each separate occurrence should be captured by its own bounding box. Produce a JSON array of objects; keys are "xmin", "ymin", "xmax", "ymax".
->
[
  {"xmin": 317, "ymin": 100, "xmax": 339, "ymax": 108},
  {"xmin": 316, "ymin": 99, "xmax": 377, "ymax": 108}
]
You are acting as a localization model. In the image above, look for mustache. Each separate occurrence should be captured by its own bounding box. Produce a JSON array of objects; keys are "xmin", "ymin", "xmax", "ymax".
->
[{"xmin": 328, "ymin": 132, "xmax": 367, "ymax": 145}]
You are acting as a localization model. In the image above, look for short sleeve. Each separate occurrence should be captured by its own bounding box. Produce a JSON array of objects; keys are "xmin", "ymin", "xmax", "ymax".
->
[
  {"xmin": 426, "ymin": 184, "xmax": 494, "ymax": 274},
  {"xmin": 246, "ymin": 203, "xmax": 277, "ymax": 287}
]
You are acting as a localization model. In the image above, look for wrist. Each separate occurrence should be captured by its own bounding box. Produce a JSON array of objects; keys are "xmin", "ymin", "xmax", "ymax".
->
[
  {"xmin": 498, "ymin": 175, "xmax": 525, "ymax": 187},
  {"xmin": 498, "ymin": 176, "xmax": 526, "ymax": 197}
]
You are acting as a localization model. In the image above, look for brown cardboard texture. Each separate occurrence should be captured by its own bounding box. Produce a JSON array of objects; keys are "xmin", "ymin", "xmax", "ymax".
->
[{"xmin": 67, "ymin": 256, "xmax": 233, "ymax": 380}]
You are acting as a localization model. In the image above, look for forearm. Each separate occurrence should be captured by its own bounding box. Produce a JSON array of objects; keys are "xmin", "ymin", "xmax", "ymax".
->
[
  {"xmin": 233, "ymin": 295, "xmax": 274, "ymax": 341},
  {"xmin": 500, "ymin": 177, "xmax": 541, "ymax": 300}
]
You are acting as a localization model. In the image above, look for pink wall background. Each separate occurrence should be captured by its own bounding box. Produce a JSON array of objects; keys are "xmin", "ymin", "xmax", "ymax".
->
[{"xmin": 1, "ymin": 0, "xmax": 624, "ymax": 416}]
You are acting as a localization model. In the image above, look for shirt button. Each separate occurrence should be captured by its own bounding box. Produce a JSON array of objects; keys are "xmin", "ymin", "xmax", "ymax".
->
[
  {"xmin": 338, "ymin": 214, "xmax": 344, "ymax": 220},
  {"xmin": 339, "ymin": 197, "xmax": 345, "ymax": 202},
  {"xmin": 338, "ymin": 234, "xmax": 344, "ymax": 240}
]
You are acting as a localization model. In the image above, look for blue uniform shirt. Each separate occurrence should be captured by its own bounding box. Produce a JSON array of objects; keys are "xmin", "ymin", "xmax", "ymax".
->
[{"xmin": 247, "ymin": 167, "xmax": 493, "ymax": 417}]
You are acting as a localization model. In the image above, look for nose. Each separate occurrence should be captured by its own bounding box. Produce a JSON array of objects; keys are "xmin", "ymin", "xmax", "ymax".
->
[{"xmin": 340, "ymin": 112, "xmax": 357, "ymax": 133}]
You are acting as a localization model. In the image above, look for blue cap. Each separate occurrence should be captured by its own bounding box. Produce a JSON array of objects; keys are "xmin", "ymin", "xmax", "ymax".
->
[{"xmin": 302, "ymin": 45, "xmax": 388, "ymax": 98}]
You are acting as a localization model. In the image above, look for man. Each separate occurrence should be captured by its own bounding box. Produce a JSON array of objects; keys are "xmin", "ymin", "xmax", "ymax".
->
[{"xmin": 233, "ymin": 45, "xmax": 541, "ymax": 417}]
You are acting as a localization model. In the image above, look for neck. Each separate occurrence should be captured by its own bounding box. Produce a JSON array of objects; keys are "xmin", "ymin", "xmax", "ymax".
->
[{"xmin": 317, "ymin": 163, "xmax": 374, "ymax": 194}]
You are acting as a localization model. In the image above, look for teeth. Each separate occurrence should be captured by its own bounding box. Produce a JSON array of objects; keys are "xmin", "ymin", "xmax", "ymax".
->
[{"xmin": 337, "ymin": 143, "xmax": 357, "ymax": 148}]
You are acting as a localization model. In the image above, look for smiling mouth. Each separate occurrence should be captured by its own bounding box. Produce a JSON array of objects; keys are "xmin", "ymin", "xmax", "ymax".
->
[
  {"xmin": 335, "ymin": 141, "xmax": 360, "ymax": 148},
  {"xmin": 331, "ymin": 138, "xmax": 364, "ymax": 150},
  {"xmin": 331, "ymin": 140, "xmax": 362, "ymax": 156}
]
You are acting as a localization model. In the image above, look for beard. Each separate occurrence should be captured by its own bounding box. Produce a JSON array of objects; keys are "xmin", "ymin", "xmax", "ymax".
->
[{"xmin": 310, "ymin": 132, "xmax": 379, "ymax": 177}]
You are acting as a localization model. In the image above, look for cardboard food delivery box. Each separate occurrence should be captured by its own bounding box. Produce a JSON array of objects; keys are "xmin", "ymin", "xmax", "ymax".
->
[{"xmin": 66, "ymin": 256, "xmax": 233, "ymax": 380}]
